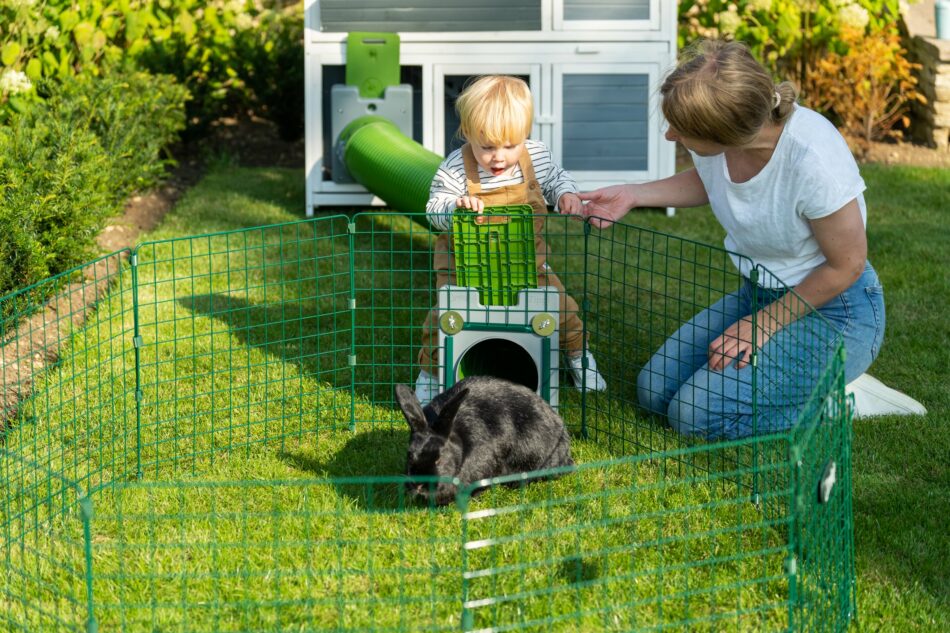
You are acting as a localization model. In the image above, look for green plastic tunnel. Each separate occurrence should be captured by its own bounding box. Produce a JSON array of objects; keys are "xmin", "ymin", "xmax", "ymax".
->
[{"xmin": 337, "ymin": 115, "xmax": 443, "ymax": 217}]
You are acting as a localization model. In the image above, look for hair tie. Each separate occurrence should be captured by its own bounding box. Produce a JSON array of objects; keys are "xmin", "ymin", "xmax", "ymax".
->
[{"xmin": 773, "ymin": 91, "xmax": 782, "ymax": 109}]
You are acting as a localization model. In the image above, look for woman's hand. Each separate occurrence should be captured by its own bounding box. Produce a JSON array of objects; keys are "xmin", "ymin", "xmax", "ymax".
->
[
  {"xmin": 708, "ymin": 315, "xmax": 774, "ymax": 371},
  {"xmin": 577, "ymin": 184, "xmax": 637, "ymax": 228}
]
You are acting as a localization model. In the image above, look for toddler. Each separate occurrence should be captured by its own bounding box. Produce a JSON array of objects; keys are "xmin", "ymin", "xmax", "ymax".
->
[{"xmin": 415, "ymin": 75, "xmax": 606, "ymax": 404}]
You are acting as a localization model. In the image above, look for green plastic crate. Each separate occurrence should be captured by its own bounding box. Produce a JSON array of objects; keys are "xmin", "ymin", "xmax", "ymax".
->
[{"xmin": 452, "ymin": 204, "xmax": 538, "ymax": 306}]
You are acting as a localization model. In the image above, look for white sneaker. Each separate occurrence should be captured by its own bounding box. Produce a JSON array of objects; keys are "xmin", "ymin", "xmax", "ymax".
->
[
  {"xmin": 846, "ymin": 373, "xmax": 927, "ymax": 418},
  {"xmin": 567, "ymin": 352, "xmax": 607, "ymax": 392},
  {"xmin": 414, "ymin": 369, "xmax": 441, "ymax": 406}
]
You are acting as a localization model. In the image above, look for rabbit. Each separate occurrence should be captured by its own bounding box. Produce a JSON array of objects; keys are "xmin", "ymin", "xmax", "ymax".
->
[{"xmin": 394, "ymin": 375, "xmax": 574, "ymax": 506}]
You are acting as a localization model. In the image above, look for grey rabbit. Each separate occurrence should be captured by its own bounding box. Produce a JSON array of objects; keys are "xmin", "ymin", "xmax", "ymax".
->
[{"xmin": 394, "ymin": 375, "xmax": 574, "ymax": 506}]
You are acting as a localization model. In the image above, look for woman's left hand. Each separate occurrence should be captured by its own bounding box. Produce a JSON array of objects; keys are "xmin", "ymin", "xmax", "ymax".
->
[{"xmin": 708, "ymin": 316, "xmax": 773, "ymax": 371}]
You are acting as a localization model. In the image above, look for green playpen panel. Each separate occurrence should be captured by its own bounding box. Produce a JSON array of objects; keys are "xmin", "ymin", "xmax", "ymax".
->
[{"xmin": 0, "ymin": 213, "xmax": 854, "ymax": 632}]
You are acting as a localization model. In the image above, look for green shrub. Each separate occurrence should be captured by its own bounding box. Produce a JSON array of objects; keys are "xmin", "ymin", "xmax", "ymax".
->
[
  {"xmin": 805, "ymin": 26, "xmax": 925, "ymax": 141},
  {"xmin": 131, "ymin": 0, "xmax": 304, "ymax": 136},
  {"xmin": 48, "ymin": 68, "xmax": 190, "ymax": 195},
  {"xmin": 0, "ymin": 68, "xmax": 188, "ymax": 302},
  {"xmin": 678, "ymin": 0, "xmax": 921, "ymax": 141},
  {"xmin": 237, "ymin": 3, "xmax": 304, "ymax": 141},
  {"xmin": 0, "ymin": 0, "xmax": 303, "ymax": 137},
  {"xmin": 0, "ymin": 108, "xmax": 112, "ymax": 298}
]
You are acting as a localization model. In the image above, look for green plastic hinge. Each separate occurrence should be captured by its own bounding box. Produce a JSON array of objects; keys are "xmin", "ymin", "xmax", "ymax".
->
[
  {"xmin": 348, "ymin": 355, "xmax": 357, "ymax": 367},
  {"xmin": 349, "ymin": 298, "xmax": 357, "ymax": 310},
  {"xmin": 132, "ymin": 335, "xmax": 143, "ymax": 349},
  {"xmin": 79, "ymin": 496, "xmax": 94, "ymax": 520},
  {"xmin": 135, "ymin": 389, "xmax": 143, "ymax": 403},
  {"xmin": 785, "ymin": 556, "xmax": 798, "ymax": 576},
  {"xmin": 130, "ymin": 253, "xmax": 138, "ymax": 267},
  {"xmin": 790, "ymin": 445, "xmax": 802, "ymax": 464},
  {"xmin": 347, "ymin": 222, "xmax": 356, "ymax": 234},
  {"xmin": 581, "ymin": 298, "xmax": 591, "ymax": 312}
]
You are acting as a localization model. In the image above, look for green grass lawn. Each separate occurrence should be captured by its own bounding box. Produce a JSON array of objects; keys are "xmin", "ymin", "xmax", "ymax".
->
[{"xmin": 1, "ymin": 160, "xmax": 946, "ymax": 631}]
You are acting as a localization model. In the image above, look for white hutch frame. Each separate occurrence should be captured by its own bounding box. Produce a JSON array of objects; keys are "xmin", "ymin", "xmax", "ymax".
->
[{"xmin": 304, "ymin": 0, "xmax": 678, "ymax": 215}]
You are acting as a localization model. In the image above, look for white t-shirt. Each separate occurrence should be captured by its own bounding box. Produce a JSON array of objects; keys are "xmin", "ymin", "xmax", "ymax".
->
[{"xmin": 690, "ymin": 105, "xmax": 867, "ymax": 288}]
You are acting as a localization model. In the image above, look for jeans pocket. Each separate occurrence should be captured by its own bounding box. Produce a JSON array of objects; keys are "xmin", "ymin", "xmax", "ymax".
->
[{"xmin": 864, "ymin": 285, "xmax": 885, "ymax": 359}]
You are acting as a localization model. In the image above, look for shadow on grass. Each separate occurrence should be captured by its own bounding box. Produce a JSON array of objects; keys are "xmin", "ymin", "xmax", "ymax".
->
[
  {"xmin": 177, "ymin": 292, "xmax": 348, "ymax": 381},
  {"xmin": 278, "ymin": 428, "xmax": 442, "ymax": 514}
]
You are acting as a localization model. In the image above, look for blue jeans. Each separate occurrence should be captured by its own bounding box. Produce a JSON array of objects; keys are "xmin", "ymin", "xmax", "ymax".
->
[{"xmin": 637, "ymin": 262, "xmax": 885, "ymax": 440}]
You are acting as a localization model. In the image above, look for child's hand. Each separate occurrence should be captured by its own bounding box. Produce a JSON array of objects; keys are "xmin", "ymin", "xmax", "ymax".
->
[
  {"xmin": 456, "ymin": 196, "xmax": 486, "ymax": 223},
  {"xmin": 558, "ymin": 192, "xmax": 583, "ymax": 216}
]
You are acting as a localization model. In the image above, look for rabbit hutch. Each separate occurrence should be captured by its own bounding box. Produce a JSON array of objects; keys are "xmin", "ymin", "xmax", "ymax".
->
[{"xmin": 303, "ymin": 0, "xmax": 679, "ymax": 214}]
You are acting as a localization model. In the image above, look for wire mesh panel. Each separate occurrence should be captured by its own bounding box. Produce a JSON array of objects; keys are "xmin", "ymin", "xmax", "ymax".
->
[
  {"xmin": 0, "ymin": 451, "xmax": 92, "ymax": 633},
  {"xmin": 350, "ymin": 213, "xmax": 437, "ymax": 412},
  {"xmin": 351, "ymin": 212, "xmax": 592, "ymax": 422},
  {"xmin": 0, "ymin": 250, "xmax": 136, "ymax": 494},
  {"xmin": 789, "ymin": 347, "xmax": 855, "ymax": 632},
  {"xmin": 0, "ymin": 211, "xmax": 854, "ymax": 632},
  {"xmin": 132, "ymin": 217, "xmax": 353, "ymax": 478},
  {"xmin": 84, "ymin": 477, "xmax": 462, "ymax": 633},
  {"xmin": 582, "ymin": 224, "xmax": 749, "ymax": 454},
  {"xmin": 458, "ymin": 438, "xmax": 797, "ymax": 633}
]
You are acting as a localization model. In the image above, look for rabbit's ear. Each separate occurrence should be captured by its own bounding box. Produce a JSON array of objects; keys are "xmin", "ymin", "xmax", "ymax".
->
[
  {"xmin": 433, "ymin": 387, "xmax": 468, "ymax": 437},
  {"xmin": 394, "ymin": 384, "xmax": 428, "ymax": 433}
]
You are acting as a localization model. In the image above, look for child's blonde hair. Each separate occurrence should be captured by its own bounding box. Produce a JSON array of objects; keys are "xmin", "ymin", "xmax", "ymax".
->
[
  {"xmin": 660, "ymin": 39, "xmax": 797, "ymax": 147},
  {"xmin": 456, "ymin": 75, "xmax": 533, "ymax": 146}
]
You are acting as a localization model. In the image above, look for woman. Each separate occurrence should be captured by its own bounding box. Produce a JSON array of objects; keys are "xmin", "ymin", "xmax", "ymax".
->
[{"xmin": 577, "ymin": 40, "xmax": 887, "ymax": 440}]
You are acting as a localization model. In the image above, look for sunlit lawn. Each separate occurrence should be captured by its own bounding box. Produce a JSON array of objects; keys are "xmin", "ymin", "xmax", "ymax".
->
[{"xmin": 1, "ymin": 160, "xmax": 946, "ymax": 631}]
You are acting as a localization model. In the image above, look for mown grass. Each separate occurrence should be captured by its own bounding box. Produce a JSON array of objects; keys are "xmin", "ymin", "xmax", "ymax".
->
[{"xmin": 2, "ymin": 159, "xmax": 946, "ymax": 631}]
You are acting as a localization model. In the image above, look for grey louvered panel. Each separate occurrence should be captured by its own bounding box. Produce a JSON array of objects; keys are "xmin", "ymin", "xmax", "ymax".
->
[
  {"xmin": 563, "ymin": 105, "xmax": 647, "ymax": 122},
  {"xmin": 564, "ymin": 74, "xmax": 650, "ymax": 89},
  {"xmin": 564, "ymin": 0, "xmax": 650, "ymax": 21},
  {"xmin": 565, "ymin": 122, "xmax": 648, "ymax": 138},
  {"xmin": 320, "ymin": 0, "xmax": 541, "ymax": 32},
  {"xmin": 562, "ymin": 73, "xmax": 649, "ymax": 172}
]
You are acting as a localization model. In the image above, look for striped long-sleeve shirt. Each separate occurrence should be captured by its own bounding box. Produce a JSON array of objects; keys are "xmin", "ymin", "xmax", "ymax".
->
[{"xmin": 425, "ymin": 140, "xmax": 578, "ymax": 231}]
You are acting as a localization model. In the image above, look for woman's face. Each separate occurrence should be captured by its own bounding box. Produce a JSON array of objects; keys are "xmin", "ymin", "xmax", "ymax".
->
[
  {"xmin": 471, "ymin": 140, "xmax": 525, "ymax": 177},
  {"xmin": 664, "ymin": 127, "xmax": 727, "ymax": 157}
]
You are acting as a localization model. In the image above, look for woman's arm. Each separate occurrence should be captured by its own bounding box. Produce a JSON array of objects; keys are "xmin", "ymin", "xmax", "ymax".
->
[
  {"xmin": 575, "ymin": 168, "xmax": 709, "ymax": 228},
  {"xmin": 708, "ymin": 199, "xmax": 868, "ymax": 370}
]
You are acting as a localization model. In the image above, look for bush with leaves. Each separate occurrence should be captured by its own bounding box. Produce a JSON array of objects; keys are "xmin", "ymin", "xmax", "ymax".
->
[
  {"xmin": 678, "ymin": 0, "xmax": 924, "ymax": 141},
  {"xmin": 0, "ymin": 68, "xmax": 188, "ymax": 300},
  {"xmin": 48, "ymin": 68, "xmax": 190, "ymax": 194},
  {"xmin": 236, "ymin": 2, "xmax": 304, "ymax": 141},
  {"xmin": 0, "ymin": 109, "xmax": 111, "ymax": 297},
  {"xmin": 0, "ymin": 0, "xmax": 303, "ymax": 137},
  {"xmin": 804, "ymin": 24, "xmax": 925, "ymax": 141}
]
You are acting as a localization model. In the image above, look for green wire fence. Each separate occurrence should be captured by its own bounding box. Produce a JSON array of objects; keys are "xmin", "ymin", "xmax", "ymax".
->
[{"xmin": 0, "ymin": 213, "xmax": 854, "ymax": 632}]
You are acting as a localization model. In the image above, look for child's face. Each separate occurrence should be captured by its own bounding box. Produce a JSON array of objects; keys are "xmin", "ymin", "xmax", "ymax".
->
[{"xmin": 471, "ymin": 139, "xmax": 525, "ymax": 177}]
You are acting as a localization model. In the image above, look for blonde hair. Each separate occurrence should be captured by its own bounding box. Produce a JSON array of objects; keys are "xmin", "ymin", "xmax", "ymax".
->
[
  {"xmin": 456, "ymin": 75, "xmax": 533, "ymax": 146},
  {"xmin": 660, "ymin": 39, "xmax": 797, "ymax": 147}
]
